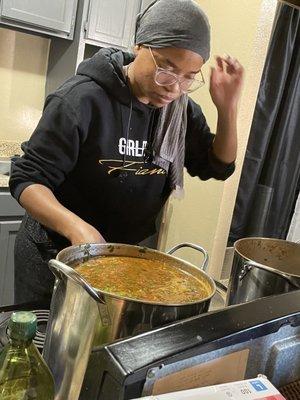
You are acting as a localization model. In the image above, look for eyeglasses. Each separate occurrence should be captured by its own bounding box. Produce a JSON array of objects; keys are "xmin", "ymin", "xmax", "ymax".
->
[{"xmin": 148, "ymin": 47, "xmax": 205, "ymax": 93}]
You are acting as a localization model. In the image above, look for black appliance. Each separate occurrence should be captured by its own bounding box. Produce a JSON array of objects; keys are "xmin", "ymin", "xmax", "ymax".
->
[{"xmin": 81, "ymin": 291, "xmax": 300, "ymax": 399}]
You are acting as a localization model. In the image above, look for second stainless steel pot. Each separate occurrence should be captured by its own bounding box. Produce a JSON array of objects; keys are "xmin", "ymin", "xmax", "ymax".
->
[{"xmin": 227, "ymin": 237, "xmax": 300, "ymax": 305}]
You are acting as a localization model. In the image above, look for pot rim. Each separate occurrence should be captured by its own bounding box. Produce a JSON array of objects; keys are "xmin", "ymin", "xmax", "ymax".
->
[
  {"xmin": 233, "ymin": 237, "xmax": 300, "ymax": 278},
  {"xmin": 56, "ymin": 242, "xmax": 217, "ymax": 307}
]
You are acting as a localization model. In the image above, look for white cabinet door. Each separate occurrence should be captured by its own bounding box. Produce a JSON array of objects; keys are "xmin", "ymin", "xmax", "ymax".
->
[
  {"xmin": 1, "ymin": 0, "xmax": 78, "ymax": 34},
  {"xmin": 85, "ymin": 0, "xmax": 141, "ymax": 49},
  {"xmin": 141, "ymin": 0, "xmax": 154, "ymax": 11}
]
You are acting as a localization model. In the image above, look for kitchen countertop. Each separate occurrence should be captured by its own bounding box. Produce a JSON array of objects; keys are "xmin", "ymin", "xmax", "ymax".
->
[
  {"xmin": 0, "ymin": 176, "xmax": 9, "ymax": 188},
  {"xmin": 0, "ymin": 140, "xmax": 22, "ymax": 188}
]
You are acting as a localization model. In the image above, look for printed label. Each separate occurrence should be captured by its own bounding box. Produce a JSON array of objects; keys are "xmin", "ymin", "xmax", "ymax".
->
[{"xmin": 250, "ymin": 380, "xmax": 268, "ymax": 392}]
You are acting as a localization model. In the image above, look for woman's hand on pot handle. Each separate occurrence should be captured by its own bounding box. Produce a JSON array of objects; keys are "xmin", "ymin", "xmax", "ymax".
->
[
  {"xmin": 69, "ymin": 221, "xmax": 106, "ymax": 245},
  {"xmin": 19, "ymin": 184, "xmax": 106, "ymax": 245}
]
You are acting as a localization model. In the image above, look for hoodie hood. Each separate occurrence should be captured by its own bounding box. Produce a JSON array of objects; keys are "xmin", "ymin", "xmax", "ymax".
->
[{"xmin": 77, "ymin": 48, "xmax": 135, "ymax": 107}]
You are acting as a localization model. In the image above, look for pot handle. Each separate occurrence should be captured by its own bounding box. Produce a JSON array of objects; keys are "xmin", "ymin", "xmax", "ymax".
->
[
  {"xmin": 48, "ymin": 259, "xmax": 106, "ymax": 304},
  {"xmin": 167, "ymin": 242, "xmax": 209, "ymax": 272},
  {"xmin": 214, "ymin": 279, "xmax": 228, "ymax": 293},
  {"xmin": 240, "ymin": 259, "xmax": 298, "ymax": 287}
]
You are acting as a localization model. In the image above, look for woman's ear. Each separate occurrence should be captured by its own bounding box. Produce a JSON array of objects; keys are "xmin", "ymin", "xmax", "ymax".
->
[{"xmin": 133, "ymin": 44, "xmax": 141, "ymax": 56}]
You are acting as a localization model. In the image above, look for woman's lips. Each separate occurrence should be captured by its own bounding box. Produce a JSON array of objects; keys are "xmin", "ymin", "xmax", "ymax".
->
[{"xmin": 157, "ymin": 93, "xmax": 175, "ymax": 103}]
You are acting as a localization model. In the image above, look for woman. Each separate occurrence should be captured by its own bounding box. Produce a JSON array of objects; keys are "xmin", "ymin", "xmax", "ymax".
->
[{"xmin": 10, "ymin": 0, "xmax": 243, "ymax": 305}]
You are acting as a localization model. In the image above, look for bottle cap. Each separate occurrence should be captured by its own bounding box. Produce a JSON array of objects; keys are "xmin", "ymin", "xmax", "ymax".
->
[{"xmin": 8, "ymin": 311, "xmax": 37, "ymax": 341}]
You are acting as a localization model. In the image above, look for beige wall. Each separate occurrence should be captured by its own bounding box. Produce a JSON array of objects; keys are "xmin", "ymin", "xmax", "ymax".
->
[
  {"xmin": 159, "ymin": 0, "xmax": 278, "ymax": 275},
  {"xmin": 0, "ymin": 28, "xmax": 50, "ymax": 142}
]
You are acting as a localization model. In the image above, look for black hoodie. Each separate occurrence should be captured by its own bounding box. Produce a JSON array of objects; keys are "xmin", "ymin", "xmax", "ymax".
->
[{"xmin": 9, "ymin": 48, "xmax": 235, "ymax": 244}]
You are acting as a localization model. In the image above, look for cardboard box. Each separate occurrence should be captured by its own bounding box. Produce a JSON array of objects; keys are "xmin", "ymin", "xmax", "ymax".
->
[{"xmin": 135, "ymin": 376, "xmax": 286, "ymax": 400}]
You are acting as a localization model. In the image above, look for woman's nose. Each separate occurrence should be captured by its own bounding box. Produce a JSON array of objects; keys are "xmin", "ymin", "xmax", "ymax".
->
[{"xmin": 165, "ymin": 82, "xmax": 181, "ymax": 94}]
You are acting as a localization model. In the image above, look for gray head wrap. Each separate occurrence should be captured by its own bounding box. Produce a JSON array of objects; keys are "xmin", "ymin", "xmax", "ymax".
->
[{"xmin": 135, "ymin": 0, "xmax": 210, "ymax": 62}]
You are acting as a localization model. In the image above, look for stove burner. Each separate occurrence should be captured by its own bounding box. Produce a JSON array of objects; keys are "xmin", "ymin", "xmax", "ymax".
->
[{"xmin": 3, "ymin": 309, "xmax": 49, "ymax": 350}]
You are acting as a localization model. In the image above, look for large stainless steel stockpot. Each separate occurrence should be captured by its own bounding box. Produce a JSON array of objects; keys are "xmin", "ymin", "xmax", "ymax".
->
[
  {"xmin": 227, "ymin": 237, "xmax": 300, "ymax": 305},
  {"xmin": 43, "ymin": 242, "xmax": 216, "ymax": 400}
]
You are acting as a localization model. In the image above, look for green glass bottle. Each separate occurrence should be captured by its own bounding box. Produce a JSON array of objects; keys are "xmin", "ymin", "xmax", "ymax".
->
[{"xmin": 0, "ymin": 311, "xmax": 55, "ymax": 399}]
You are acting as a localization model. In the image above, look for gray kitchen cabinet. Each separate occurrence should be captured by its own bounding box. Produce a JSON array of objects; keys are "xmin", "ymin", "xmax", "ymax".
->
[
  {"xmin": 0, "ymin": 0, "xmax": 78, "ymax": 39},
  {"xmin": 85, "ymin": 0, "xmax": 141, "ymax": 49},
  {"xmin": 0, "ymin": 192, "xmax": 25, "ymax": 306},
  {"xmin": 0, "ymin": 220, "xmax": 21, "ymax": 306}
]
